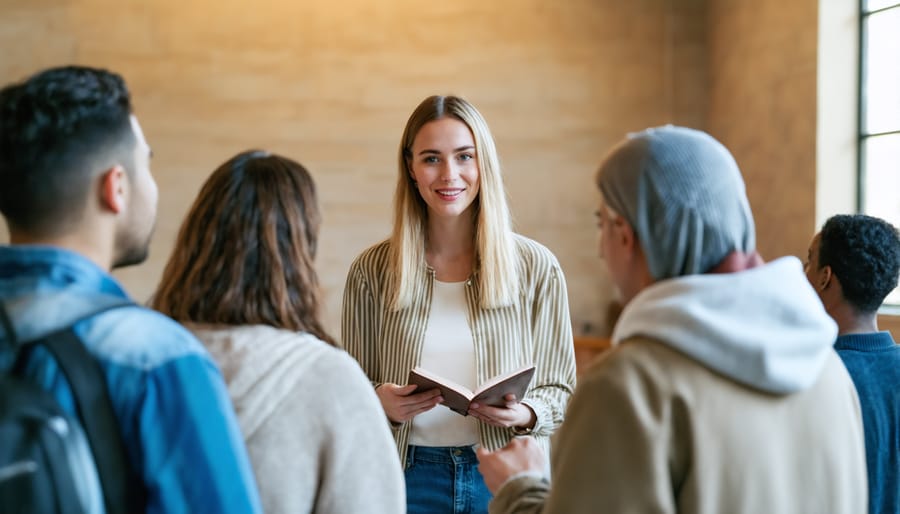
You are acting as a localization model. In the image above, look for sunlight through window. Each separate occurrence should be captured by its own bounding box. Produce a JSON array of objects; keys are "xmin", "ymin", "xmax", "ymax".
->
[{"xmin": 860, "ymin": 1, "xmax": 900, "ymax": 306}]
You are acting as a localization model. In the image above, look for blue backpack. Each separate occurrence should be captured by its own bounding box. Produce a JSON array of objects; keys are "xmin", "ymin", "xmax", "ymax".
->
[{"xmin": 0, "ymin": 302, "xmax": 143, "ymax": 514}]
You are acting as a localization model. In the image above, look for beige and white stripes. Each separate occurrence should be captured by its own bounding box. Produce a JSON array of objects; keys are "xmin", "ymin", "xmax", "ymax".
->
[{"xmin": 341, "ymin": 234, "xmax": 577, "ymax": 466}]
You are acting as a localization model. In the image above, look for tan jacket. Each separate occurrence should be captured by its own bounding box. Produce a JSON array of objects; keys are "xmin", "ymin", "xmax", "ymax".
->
[
  {"xmin": 491, "ymin": 338, "xmax": 867, "ymax": 514},
  {"xmin": 189, "ymin": 324, "xmax": 406, "ymax": 514}
]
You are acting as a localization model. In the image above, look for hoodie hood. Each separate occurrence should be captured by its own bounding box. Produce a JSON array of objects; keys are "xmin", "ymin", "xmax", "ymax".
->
[
  {"xmin": 612, "ymin": 257, "xmax": 837, "ymax": 394},
  {"xmin": 186, "ymin": 323, "xmax": 332, "ymax": 439}
]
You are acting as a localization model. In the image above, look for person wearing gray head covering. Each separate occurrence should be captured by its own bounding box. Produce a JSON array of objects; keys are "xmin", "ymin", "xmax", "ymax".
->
[
  {"xmin": 597, "ymin": 125, "xmax": 756, "ymax": 279},
  {"xmin": 478, "ymin": 125, "xmax": 867, "ymax": 514}
]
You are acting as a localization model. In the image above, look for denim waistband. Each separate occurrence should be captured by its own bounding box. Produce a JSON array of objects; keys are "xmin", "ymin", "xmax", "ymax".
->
[{"xmin": 407, "ymin": 445, "xmax": 479, "ymax": 465}]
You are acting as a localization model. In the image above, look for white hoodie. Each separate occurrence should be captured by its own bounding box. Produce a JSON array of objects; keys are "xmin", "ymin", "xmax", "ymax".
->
[{"xmin": 612, "ymin": 256, "xmax": 838, "ymax": 394}]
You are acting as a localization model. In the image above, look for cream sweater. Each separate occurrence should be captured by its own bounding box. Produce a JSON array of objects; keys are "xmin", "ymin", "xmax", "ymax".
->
[{"xmin": 188, "ymin": 324, "xmax": 405, "ymax": 514}]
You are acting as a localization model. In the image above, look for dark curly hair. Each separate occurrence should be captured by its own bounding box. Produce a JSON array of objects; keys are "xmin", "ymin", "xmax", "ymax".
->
[
  {"xmin": 818, "ymin": 214, "xmax": 900, "ymax": 313},
  {"xmin": 0, "ymin": 65, "xmax": 134, "ymax": 235}
]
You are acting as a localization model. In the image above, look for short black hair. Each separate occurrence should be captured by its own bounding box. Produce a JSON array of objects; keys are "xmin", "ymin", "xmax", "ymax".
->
[
  {"xmin": 818, "ymin": 214, "xmax": 900, "ymax": 313},
  {"xmin": 0, "ymin": 65, "xmax": 134, "ymax": 235}
]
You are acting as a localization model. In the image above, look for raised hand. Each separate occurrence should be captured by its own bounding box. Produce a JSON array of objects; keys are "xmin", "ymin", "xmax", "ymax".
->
[{"xmin": 475, "ymin": 436, "xmax": 547, "ymax": 494}]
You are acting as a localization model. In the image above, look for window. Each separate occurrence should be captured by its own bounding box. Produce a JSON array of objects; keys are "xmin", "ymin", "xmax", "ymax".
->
[{"xmin": 859, "ymin": 1, "xmax": 900, "ymax": 307}]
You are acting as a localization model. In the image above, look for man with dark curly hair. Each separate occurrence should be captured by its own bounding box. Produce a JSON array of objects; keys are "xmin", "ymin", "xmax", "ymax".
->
[
  {"xmin": 806, "ymin": 213, "xmax": 900, "ymax": 514},
  {"xmin": 0, "ymin": 66, "xmax": 261, "ymax": 513}
]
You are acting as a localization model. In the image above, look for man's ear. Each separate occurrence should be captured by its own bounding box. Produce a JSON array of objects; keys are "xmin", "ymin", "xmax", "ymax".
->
[
  {"xmin": 819, "ymin": 265, "xmax": 833, "ymax": 290},
  {"xmin": 617, "ymin": 218, "xmax": 637, "ymax": 253},
  {"xmin": 99, "ymin": 165, "xmax": 127, "ymax": 214}
]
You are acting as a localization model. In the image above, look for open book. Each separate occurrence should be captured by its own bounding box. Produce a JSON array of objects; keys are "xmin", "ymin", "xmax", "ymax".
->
[{"xmin": 407, "ymin": 364, "xmax": 536, "ymax": 416}]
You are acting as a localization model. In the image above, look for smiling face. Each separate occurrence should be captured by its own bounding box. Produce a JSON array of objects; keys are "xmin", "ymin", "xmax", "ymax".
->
[{"xmin": 407, "ymin": 117, "xmax": 480, "ymax": 220}]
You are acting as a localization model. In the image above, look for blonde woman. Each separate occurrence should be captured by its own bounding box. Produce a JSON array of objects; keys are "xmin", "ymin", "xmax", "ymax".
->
[{"xmin": 342, "ymin": 95, "xmax": 576, "ymax": 514}]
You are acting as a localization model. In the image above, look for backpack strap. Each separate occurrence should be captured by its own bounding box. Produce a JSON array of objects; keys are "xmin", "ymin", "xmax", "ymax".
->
[
  {"xmin": 0, "ymin": 301, "xmax": 14, "ymax": 346},
  {"xmin": 1, "ymin": 301, "xmax": 145, "ymax": 514}
]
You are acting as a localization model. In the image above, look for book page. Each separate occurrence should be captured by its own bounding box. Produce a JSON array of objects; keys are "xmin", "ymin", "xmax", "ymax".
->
[
  {"xmin": 408, "ymin": 367, "xmax": 474, "ymax": 415},
  {"xmin": 471, "ymin": 365, "xmax": 536, "ymax": 408},
  {"xmin": 408, "ymin": 364, "xmax": 536, "ymax": 415}
]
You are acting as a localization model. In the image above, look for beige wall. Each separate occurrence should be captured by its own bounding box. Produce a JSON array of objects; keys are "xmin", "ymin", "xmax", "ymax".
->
[
  {"xmin": 707, "ymin": 0, "xmax": 819, "ymax": 260},
  {"xmin": 6, "ymin": 0, "xmax": 882, "ymax": 339},
  {"xmin": 0, "ymin": 0, "xmax": 710, "ymax": 336},
  {"xmin": 709, "ymin": 0, "xmax": 898, "ymax": 340}
]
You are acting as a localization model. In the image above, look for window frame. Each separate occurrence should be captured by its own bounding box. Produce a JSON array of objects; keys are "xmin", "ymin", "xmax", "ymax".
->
[{"xmin": 858, "ymin": 0, "xmax": 900, "ymax": 311}]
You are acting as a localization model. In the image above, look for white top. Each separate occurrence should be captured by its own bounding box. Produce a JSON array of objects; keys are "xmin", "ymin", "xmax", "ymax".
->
[{"xmin": 409, "ymin": 279, "xmax": 480, "ymax": 446}]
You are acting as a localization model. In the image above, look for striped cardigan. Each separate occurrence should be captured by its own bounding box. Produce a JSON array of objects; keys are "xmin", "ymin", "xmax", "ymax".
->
[{"xmin": 341, "ymin": 235, "xmax": 577, "ymax": 466}]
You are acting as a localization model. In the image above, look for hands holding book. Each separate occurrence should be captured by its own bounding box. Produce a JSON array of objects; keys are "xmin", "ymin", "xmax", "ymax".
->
[
  {"xmin": 403, "ymin": 365, "xmax": 538, "ymax": 430},
  {"xmin": 375, "ymin": 383, "xmax": 536, "ymax": 430},
  {"xmin": 375, "ymin": 383, "xmax": 444, "ymax": 423},
  {"xmin": 468, "ymin": 395, "xmax": 536, "ymax": 430}
]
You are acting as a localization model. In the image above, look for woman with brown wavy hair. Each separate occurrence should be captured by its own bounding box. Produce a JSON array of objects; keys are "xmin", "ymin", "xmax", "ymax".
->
[{"xmin": 153, "ymin": 150, "xmax": 404, "ymax": 514}]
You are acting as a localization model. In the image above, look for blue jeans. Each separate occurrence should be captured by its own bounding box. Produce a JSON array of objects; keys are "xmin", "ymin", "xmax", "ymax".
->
[{"xmin": 405, "ymin": 445, "xmax": 492, "ymax": 514}]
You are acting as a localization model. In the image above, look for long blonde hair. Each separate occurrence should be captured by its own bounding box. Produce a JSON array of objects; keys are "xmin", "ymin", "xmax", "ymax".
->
[{"xmin": 389, "ymin": 95, "xmax": 518, "ymax": 310}]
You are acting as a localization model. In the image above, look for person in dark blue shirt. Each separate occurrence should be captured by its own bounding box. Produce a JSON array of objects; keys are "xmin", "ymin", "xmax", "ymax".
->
[
  {"xmin": 806, "ymin": 213, "xmax": 900, "ymax": 514},
  {"xmin": 0, "ymin": 66, "xmax": 262, "ymax": 513}
]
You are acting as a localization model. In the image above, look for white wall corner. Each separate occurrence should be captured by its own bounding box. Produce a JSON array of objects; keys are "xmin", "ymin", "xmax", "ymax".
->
[{"xmin": 815, "ymin": 0, "xmax": 860, "ymax": 230}]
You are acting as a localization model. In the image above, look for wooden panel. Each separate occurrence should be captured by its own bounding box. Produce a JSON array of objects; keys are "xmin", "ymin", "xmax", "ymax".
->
[{"xmin": 574, "ymin": 336, "xmax": 612, "ymax": 375}]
